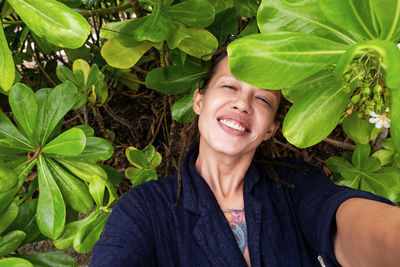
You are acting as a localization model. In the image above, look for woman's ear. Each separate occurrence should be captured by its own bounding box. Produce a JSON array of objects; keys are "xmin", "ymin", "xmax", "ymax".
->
[
  {"xmin": 263, "ymin": 120, "xmax": 280, "ymax": 141},
  {"xmin": 193, "ymin": 88, "xmax": 203, "ymax": 115}
]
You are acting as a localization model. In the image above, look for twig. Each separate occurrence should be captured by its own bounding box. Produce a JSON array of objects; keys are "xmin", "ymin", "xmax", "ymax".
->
[
  {"xmin": 79, "ymin": 2, "xmax": 135, "ymax": 17},
  {"xmin": 323, "ymin": 137, "xmax": 355, "ymax": 150}
]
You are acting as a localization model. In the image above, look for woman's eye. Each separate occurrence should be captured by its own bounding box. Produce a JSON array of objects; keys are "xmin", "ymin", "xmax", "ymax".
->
[
  {"xmin": 223, "ymin": 85, "xmax": 236, "ymax": 90},
  {"xmin": 256, "ymin": 97, "xmax": 270, "ymax": 105}
]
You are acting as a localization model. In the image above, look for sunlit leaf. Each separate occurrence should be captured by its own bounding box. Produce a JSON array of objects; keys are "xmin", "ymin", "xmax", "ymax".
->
[
  {"xmin": 177, "ymin": 28, "xmax": 218, "ymax": 58},
  {"xmin": 0, "ymin": 21, "xmax": 15, "ymax": 92},
  {"xmin": 168, "ymin": 0, "xmax": 215, "ymax": 28}
]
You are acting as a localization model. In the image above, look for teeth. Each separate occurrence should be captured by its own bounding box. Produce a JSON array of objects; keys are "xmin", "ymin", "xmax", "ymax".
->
[{"xmin": 220, "ymin": 119, "xmax": 246, "ymax": 132}]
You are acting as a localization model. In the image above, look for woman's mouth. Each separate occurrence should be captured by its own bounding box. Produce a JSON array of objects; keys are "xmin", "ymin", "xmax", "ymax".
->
[{"xmin": 219, "ymin": 119, "xmax": 247, "ymax": 132}]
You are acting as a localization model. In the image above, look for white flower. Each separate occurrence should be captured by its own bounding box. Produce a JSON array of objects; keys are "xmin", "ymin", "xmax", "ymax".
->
[
  {"xmin": 369, "ymin": 110, "xmax": 390, "ymax": 129},
  {"xmin": 398, "ymin": 43, "xmax": 400, "ymax": 49}
]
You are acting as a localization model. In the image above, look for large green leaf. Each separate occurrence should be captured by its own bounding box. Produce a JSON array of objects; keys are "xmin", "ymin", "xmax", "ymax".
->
[
  {"xmin": 335, "ymin": 41, "xmax": 400, "ymax": 89},
  {"xmin": 0, "ymin": 112, "xmax": 34, "ymax": 152},
  {"xmin": 0, "ymin": 160, "xmax": 36, "ymax": 214},
  {"xmin": 317, "ymin": 0, "xmax": 378, "ymax": 39},
  {"xmin": 390, "ymin": 88, "xmax": 400, "ymax": 151},
  {"xmin": 166, "ymin": 22, "xmax": 191, "ymax": 49},
  {"xmin": 0, "ymin": 230, "xmax": 26, "ymax": 257},
  {"xmin": 40, "ymin": 81, "xmax": 78, "ymax": 145},
  {"xmin": 351, "ymin": 143, "xmax": 371, "ymax": 168},
  {"xmin": 73, "ymin": 212, "xmax": 109, "ymax": 253},
  {"xmin": 234, "ymin": 0, "xmax": 259, "ymax": 18},
  {"xmin": 340, "ymin": 167, "xmax": 400, "ymax": 202},
  {"xmin": 145, "ymin": 57, "xmax": 207, "ymax": 94},
  {"xmin": 228, "ymin": 32, "xmax": 348, "ymax": 89},
  {"xmin": 9, "ymin": 83, "xmax": 38, "ymax": 144},
  {"xmin": 42, "ymin": 128, "xmax": 86, "ymax": 156},
  {"xmin": 4, "ymin": 199, "xmax": 41, "ymax": 245},
  {"xmin": 54, "ymin": 210, "xmax": 100, "ymax": 250},
  {"xmin": 326, "ymin": 156, "xmax": 353, "ymax": 174},
  {"xmin": 257, "ymin": 0, "xmax": 356, "ymax": 44},
  {"xmin": 58, "ymin": 137, "xmax": 113, "ymax": 164},
  {"xmin": 206, "ymin": 7, "xmax": 238, "ymax": 46},
  {"xmin": 0, "ymin": 160, "xmax": 18, "ymax": 192},
  {"xmin": 88, "ymin": 175, "xmax": 105, "ymax": 207},
  {"xmin": 133, "ymin": 3, "xmax": 174, "ymax": 42},
  {"xmin": 168, "ymin": 0, "xmax": 215, "ymax": 28},
  {"xmin": 0, "ymin": 201, "xmax": 18, "ymax": 234},
  {"xmin": 282, "ymin": 68, "xmax": 335, "ymax": 103},
  {"xmin": 101, "ymin": 18, "xmax": 146, "ymax": 47},
  {"xmin": 55, "ymin": 158, "xmax": 108, "ymax": 183},
  {"xmin": 0, "ymin": 21, "xmax": 15, "ymax": 92},
  {"xmin": 0, "ymin": 257, "xmax": 33, "ymax": 267},
  {"xmin": 372, "ymin": 0, "xmax": 400, "ymax": 41},
  {"xmin": 101, "ymin": 38, "xmax": 152, "ymax": 69},
  {"xmin": 17, "ymin": 252, "xmax": 77, "ymax": 267},
  {"xmin": 37, "ymin": 155, "xmax": 66, "ymax": 239},
  {"xmin": 342, "ymin": 112, "xmax": 374, "ymax": 144},
  {"xmin": 177, "ymin": 28, "xmax": 218, "ymax": 58},
  {"xmin": 282, "ymin": 80, "xmax": 354, "ymax": 148},
  {"xmin": 172, "ymin": 90, "xmax": 197, "ymax": 123},
  {"xmin": 6, "ymin": 0, "xmax": 90, "ymax": 48},
  {"xmin": 47, "ymin": 159, "xmax": 93, "ymax": 213}
]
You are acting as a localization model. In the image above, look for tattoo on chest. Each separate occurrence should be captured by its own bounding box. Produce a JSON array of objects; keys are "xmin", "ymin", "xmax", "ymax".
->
[{"xmin": 223, "ymin": 209, "xmax": 248, "ymax": 254}]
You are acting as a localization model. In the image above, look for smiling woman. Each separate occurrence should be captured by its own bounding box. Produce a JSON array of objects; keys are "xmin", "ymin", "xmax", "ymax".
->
[{"xmin": 90, "ymin": 45, "xmax": 400, "ymax": 267}]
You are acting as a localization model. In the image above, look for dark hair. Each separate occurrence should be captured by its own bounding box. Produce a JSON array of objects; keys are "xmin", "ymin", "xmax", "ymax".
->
[{"xmin": 174, "ymin": 45, "xmax": 293, "ymax": 206}]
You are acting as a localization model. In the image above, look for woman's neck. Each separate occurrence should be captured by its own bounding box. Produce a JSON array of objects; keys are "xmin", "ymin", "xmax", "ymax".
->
[{"xmin": 195, "ymin": 139, "xmax": 254, "ymax": 209}]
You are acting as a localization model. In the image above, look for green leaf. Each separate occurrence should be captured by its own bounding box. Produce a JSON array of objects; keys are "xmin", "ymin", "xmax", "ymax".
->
[
  {"xmin": 0, "ymin": 160, "xmax": 18, "ymax": 192},
  {"xmin": 0, "ymin": 160, "xmax": 36, "ymax": 214},
  {"xmin": 54, "ymin": 210, "xmax": 100, "ymax": 250},
  {"xmin": 168, "ymin": 0, "xmax": 215, "ymax": 28},
  {"xmin": 390, "ymin": 88, "xmax": 400, "ymax": 151},
  {"xmin": 148, "ymin": 152, "xmax": 162, "ymax": 169},
  {"xmin": 102, "ymin": 18, "xmax": 146, "ymax": 47},
  {"xmin": 0, "ymin": 257, "xmax": 33, "ymax": 267},
  {"xmin": 4, "ymin": 199, "xmax": 41, "ymax": 245},
  {"xmin": 125, "ymin": 167, "xmax": 141, "ymax": 180},
  {"xmin": 282, "ymin": 68, "xmax": 335, "ymax": 103},
  {"xmin": 372, "ymin": 149, "xmax": 396, "ymax": 166},
  {"xmin": 318, "ymin": 0, "xmax": 378, "ymax": 39},
  {"xmin": 206, "ymin": 0, "xmax": 234, "ymax": 13},
  {"xmin": 335, "ymin": 41, "xmax": 400, "ymax": 89},
  {"xmin": 143, "ymin": 145, "xmax": 156, "ymax": 164},
  {"xmin": 0, "ymin": 201, "xmax": 18, "ymax": 234},
  {"xmin": 131, "ymin": 169, "xmax": 157, "ymax": 187},
  {"xmin": 58, "ymin": 137, "xmax": 114, "ymax": 164},
  {"xmin": 47, "ymin": 159, "xmax": 93, "ymax": 213},
  {"xmin": 41, "ymin": 81, "xmax": 78, "ymax": 144},
  {"xmin": 0, "ymin": 230, "xmax": 26, "ymax": 257},
  {"xmin": 55, "ymin": 158, "xmax": 107, "ymax": 183},
  {"xmin": 6, "ymin": 0, "xmax": 90, "ymax": 48},
  {"xmin": 32, "ymin": 32, "xmax": 53, "ymax": 54},
  {"xmin": 166, "ymin": 22, "xmax": 191, "ymax": 49},
  {"xmin": 72, "ymin": 59, "xmax": 91, "ymax": 87},
  {"xmin": 372, "ymin": 0, "xmax": 400, "ymax": 40},
  {"xmin": 126, "ymin": 147, "xmax": 147, "ymax": 168},
  {"xmin": 101, "ymin": 39, "xmax": 152, "ymax": 69},
  {"xmin": 0, "ymin": 21, "xmax": 15, "ymax": 92},
  {"xmin": 73, "ymin": 212, "xmax": 109, "ymax": 253},
  {"xmin": 352, "ymin": 143, "xmax": 371, "ymax": 168},
  {"xmin": 101, "ymin": 165, "xmax": 122, "ymax": 185},
  {"xmin": 0, "ymin": 111, "xmax": 34, "ymax": 152},
  {"xmin": 257, "ymin": 0, "xmax": 356, "ymax": 44},
  {"xmin": 172, "ymin": 90, "xmax": 197, "ymax": 123},
  {"xmin": 41, "ymin": 128, "xmax": 86, "ymax": 156},
  {"xmin": 64, "ymin": 46, "xmax": 91, "ymax": 63},
  {"xmin": 9, "ymin": 83, "xmax": 38, "ymax": 143},
  {"xmin": 17, "ymin": 252, "xmax": 77, "ymax": 267},
  {"xmin": 56, "ymin": 66, "xmax": 77, "ymax": 84},
  {"xmin": 228, "ymin": 32, "xmax": 348, "ymax": 89},
  {"xmin": 74, "ymin": 125, "xmax": 94, "ymax": 137},
  {"xmin": 37, "ymin": 155, "xmax": 66, "ymax": 239},
  {"xmin": 342, "ymin": 112, "xmax": 374, "ymax": 144},
  {"xmin": 145, "ymin": 57, "xmax": 207, "ymax": 94},
  {"xmin": 177, "ymin": 28, "xmax": 218, "ymax": 58},
  {"xmin": 88, "ymin": 175, "xmax": 105, "ymax": 207},
  {"xmin": 133, "ymin": 3, "xmax": 174, "ymax": 42},
  {"xmin": 282, "ymin": 80, "xmax": 353, "ymax": 148},
  {"xmin": 234, "ymin": 0, "xmax": 258, "ymax": 18},
  {"xmin": 206, "ymin": 7, "xmax": 238, "ymax": 46},
  {"xmin": 0, "ymin": 139, "xmax": 33, "ymax": 156},
  {"xmin": 240, "ymin": 19, "xmax": 258, "ymax": 37}
]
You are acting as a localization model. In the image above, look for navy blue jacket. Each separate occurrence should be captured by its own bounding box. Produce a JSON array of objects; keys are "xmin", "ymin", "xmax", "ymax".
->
[{"xmin": 91, "ymin": 144, "xmax": 392, "ymax": 266}]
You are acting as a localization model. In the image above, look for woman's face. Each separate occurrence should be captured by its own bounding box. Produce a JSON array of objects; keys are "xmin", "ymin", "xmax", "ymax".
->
[{"xmin": 193, "ymin": 57, "xmax": 281, "ymax": 159}]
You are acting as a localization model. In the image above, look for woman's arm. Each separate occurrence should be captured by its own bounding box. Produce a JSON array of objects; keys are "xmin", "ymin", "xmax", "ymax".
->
[{"xmin": 334, "ymin": 198, "xmax": 400, "ymax": 267}]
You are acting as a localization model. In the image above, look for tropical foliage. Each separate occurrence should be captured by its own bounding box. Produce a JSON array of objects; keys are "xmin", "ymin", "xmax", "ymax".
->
[{"xmin": 0, "ymin": 0, "xmax": 400, "ymax": 265}]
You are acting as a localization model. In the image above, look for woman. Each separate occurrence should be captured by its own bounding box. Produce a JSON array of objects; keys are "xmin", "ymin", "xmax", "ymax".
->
[{"xmin": 90, "ymin": 47, "xmax": 400, "ymax": 267}]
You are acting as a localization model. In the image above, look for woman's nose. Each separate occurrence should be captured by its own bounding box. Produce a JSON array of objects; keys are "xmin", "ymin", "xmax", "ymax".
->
[{"xmin": 231, "ymin": 94, "xmax": 252, "ymax": 114}]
